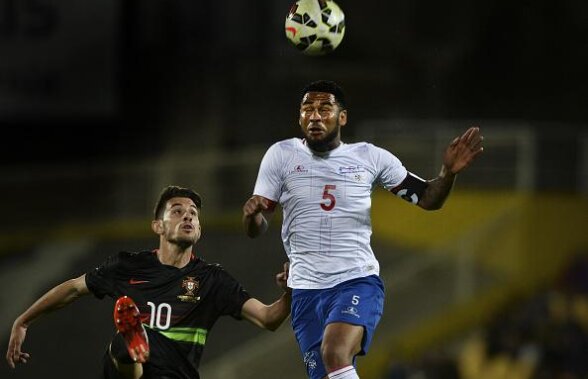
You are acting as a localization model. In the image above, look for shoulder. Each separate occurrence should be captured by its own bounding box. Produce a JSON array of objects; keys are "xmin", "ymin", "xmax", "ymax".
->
[
  {"xmin": 343, "ymin": 142, "xmax": 405, "ymax": 175},
  {"xmin": 345, "ymin": 141, "xmax": 370, "ymax": 151},
  {"xmin": 267, "ymin": 138, "xmax": 301, "ymax": 153},
  {"xmin": 344, "ymin": 141, "xmax": 391, "ymax": 158},
  {"xmin": 88, "ymin": 250, "xmax": 151, "ymax": 277},
  {"xmin": 196, "ymin": 259, "xmax": 230, "ymax": 275},
  {"xmin": 108, "ymin": 250, "xmax": 156, "ymax": 269},
  {"xmin": 260, "ymin": 138, "xmax": 303, "ymax": 169},
  {"xmin": 196, "ymin": 260, "xmax": 242, "ymax": 284},
  {"xmin": 117, "ymin": 250, "xmax": 154, "ymax": 261}
]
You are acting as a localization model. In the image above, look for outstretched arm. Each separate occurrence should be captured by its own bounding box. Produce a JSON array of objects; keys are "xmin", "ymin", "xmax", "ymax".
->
[
  {"xmin": 6, "ymin": 274, "xmax": 90, "ymax": 368},
  {"xmin": 241, "ymin": 263, "xmax": 291, "ymax": 331},
  {"xmin": 419, "ymin": 126, "xmax": 484, "ymax": 210},
  {"xmin": 242, "ymin": 195, "xmax": 276, "ymax": 238}
]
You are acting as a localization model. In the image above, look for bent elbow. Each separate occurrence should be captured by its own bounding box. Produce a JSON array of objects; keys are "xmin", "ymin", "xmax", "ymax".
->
[
  {"xmin": 418, "ymin": 203, "xmax": 442, "ymax": 211},
  {"xmin": 260, "ymin": 315, "xmax": 284, "ymax": 332},
  {"xmin": 246, "ymin": 230, "xmax": 260, "ymax": 239},
  {"xmin": 418, "ymin": 199, "xmax": 446, "ymax": 211},
  {"xmin": 243, "ymin": 218, "xmax": 265, "ymax": 239},
  {"xmin": 265, "ymin": 324, "xmax": 279, "ymax": 332},
  {"xmin": 265, "ymin": 320, "xmax": 285, "ymax": 332}
]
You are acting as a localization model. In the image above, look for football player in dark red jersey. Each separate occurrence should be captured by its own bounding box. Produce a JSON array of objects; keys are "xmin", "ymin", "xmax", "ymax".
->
[{"xmin": 6, "ymin": 186, "xmax": 291, "ymax": 379}]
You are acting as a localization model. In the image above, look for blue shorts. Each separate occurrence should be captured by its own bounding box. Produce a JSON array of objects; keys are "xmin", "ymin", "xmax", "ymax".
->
[{"xmin": 291, "ymin": 275, "xmax": 385, "ymax": 379}]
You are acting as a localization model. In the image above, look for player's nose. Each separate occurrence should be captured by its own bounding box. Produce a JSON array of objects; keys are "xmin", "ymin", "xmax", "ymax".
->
[{"xmin": 309, "ymin": 108, "xmax": 322, "ymax": 120}]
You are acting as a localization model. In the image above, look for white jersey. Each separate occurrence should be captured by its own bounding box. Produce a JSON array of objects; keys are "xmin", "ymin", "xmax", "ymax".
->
[{"xmin": 253, "ymin": 138, "xmax": 408, "ymax": 289}]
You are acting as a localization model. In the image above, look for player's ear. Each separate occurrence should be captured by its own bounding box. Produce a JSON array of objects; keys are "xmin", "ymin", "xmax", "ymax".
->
[
  {"xmin": 152, "ymin": 219, "xmax": 164, "ymax": 235},
  {"xmin": 338, "ymin": 109, "xmax": 347, "ymax": 126}
]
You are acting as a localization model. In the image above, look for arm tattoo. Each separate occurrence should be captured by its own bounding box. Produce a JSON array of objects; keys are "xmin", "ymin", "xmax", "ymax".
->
[{"xmin": 419, "ymin": 167, "xmax": 456, "ymax": 210}]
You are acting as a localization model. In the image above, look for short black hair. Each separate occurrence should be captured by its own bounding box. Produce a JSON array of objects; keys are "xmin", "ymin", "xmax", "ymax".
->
[
  {"xmin": 301, "ymin": 80, "xmax": 346, "ymax": 109},
  {"xmin": 153, "ymin": 186, "xmax": 202, "ymax": 220}
]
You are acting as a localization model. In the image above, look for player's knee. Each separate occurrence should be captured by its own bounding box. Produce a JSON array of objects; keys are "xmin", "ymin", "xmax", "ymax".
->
[{"xmin": 320, "ymin": 342, "xmax": 353, "ymax": 370}]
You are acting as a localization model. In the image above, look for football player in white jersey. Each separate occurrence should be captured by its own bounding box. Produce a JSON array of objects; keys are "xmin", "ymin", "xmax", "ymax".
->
[{"xmin": 242, "ymin": 80, "xmax": 483, "ymax": 379}]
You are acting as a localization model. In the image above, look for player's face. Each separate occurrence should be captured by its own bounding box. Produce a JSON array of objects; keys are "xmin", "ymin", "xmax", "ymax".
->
[
  {"xmin": 161, "ymin": 197, "xmax": 201, "ymax": 248},
  {"xmin": 299, "ymin": 92, "xmax": 347, "ymax": 152}
]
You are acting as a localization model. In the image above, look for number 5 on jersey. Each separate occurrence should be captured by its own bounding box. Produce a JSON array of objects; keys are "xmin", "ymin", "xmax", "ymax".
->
[{"xmin": 321, "ymin": 184, "xmax": 336, "ymax": 211}]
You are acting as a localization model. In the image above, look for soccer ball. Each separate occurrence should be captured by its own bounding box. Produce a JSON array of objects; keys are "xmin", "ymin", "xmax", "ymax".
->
[{"xmin": 285, "ymin": 0, "xmax": 346, "ymax": 56}]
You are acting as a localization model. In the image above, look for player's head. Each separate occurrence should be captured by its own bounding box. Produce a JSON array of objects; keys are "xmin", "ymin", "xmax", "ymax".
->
[
  {"xmin": 153, "ymin": 186, "xmax": 202, "ymax": 219},
  {"xmin": 299, "ymin": 80, "xmax": 347, "ymax": 153},
  {"xmin": 301, "ymin": 80, "xmax": 346, "ymax": 109},
  {"xmin": 152, "ymin": 186, "xmax": 202, "ymax": 248}
]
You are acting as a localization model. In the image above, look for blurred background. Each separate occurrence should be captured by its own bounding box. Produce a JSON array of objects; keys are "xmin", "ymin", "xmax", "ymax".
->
[{"xmin": 1, "ymin": 0, "xmax": 587, "ymax": 378}]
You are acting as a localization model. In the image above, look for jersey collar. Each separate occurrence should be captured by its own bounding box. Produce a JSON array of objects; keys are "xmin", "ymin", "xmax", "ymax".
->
[{"xmin": 300, "ymin": 138, "xmax": 345, "ymax": 156}]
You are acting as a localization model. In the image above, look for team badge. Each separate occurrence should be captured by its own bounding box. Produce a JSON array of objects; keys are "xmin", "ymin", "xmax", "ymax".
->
[
  {"xmin": 303, "ymin": 351, "xmax": 318, "ymax": 374},
  {"xmin": 177, "ymin": 276, "xmax": 201, "ymax": 303}
]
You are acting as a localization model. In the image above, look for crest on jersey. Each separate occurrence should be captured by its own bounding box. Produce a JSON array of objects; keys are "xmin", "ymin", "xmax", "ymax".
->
[
  {"xmin": 303, "ymin": 351, "xmax": 318, "ymax": 374},
  {"xmin": 339, "ymin": 165, "xmax": 365, "ymax": 183},
  {"xmin": 178, "ymin": 276, "xmax": 201, "ymax": 303}
]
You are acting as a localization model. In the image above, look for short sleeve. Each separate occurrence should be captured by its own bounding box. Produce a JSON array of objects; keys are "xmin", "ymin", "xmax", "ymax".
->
[
  {"xmin": 253, "ymin": 142, "xmax": 284, "ymax": 202},
  {"xmin": 212, "ymin": 268, "xmax": 252, "ymax": 319},
  {"xmin": 372, "ymin": 145, "xmax": 408, "ymax": 190},
  {"xmin": 85, "ymin": 253, "xmax": 120, "ymax": 299}
]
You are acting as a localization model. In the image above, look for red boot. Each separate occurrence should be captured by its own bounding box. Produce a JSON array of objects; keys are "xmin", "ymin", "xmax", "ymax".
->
[{"xmin": 113, "ymin": 296, "xmax": 149, "ymax": 363}]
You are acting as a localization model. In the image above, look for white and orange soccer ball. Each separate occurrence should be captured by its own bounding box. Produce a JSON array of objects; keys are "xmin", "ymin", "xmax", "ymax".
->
[{"xmin": 285, "ymin": 0, "xmax": 346, "ymax": 56}]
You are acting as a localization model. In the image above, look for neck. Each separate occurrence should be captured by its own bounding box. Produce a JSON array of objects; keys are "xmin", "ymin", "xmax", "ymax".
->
[
  {"xmin": 305, "ymin": 138, "xmax": 342, "ymax": 154},
  {"xmin": 157, "ymin": 240, "xmax": 193, "ymax": 268}
]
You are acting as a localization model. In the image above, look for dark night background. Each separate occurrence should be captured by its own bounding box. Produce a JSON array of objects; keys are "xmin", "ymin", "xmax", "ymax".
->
[
  {"xmin": 1, "ymin": 1, "xmax": 587, "ymax": 379},
  {"xmin": 1, "ymin": 0, "xmax": 586, "ymax": 166}
]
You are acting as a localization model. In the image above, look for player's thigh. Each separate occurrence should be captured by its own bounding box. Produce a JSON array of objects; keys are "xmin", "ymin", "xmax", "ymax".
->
[
  {"xmin": 324, "ymin": 275, "xmax": 385, "ymax": 355},
  {"xmin": 291, "ymin": 290, "xmax": 325, "ymax": 351},
  {"xmin": 291, "ymin": 290, "xmax": 329, "ymax": 379},
  {"xmin": 322, "ymin": 322, "xmax": 364, "ymax": 357}
]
